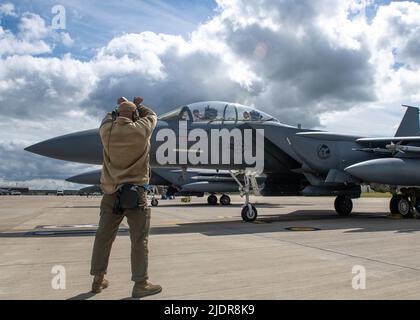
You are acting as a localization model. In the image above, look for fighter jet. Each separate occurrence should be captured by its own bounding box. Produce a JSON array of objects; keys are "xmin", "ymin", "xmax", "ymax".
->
[
  {"xmin": 67, "ymin": 167, "xmax": 266, "ymax": 207},
  {"xmin": 344, "ymin": 106, "xmax": 420, "ymax": 217},
  {"xmin": 0, "ymin": 188, "xmax": 10, "ymax": 195},
  {"xmin": 285, "ymin": 105, "xmax": 420, "ymax": 217},
  {"xmin": 26, "ymin": 100, "xmax": 419, "ymax": 221},
  {"xmin": 25, "ymin": 101, "xmax": 309, "ymax": 221}
]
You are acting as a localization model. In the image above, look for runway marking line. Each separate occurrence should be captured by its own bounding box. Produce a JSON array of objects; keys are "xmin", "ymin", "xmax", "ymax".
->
[
  {"xmin": 387, "ymin": 214, "xmax": 403, "ymax": 219},
  {"xmin": 285, "ymin": 227, "xmax": 320, "ymax": 231}
]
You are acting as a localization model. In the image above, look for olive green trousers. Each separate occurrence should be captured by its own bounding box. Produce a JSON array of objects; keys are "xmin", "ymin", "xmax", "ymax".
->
[{"xmin": 90, "ymin": 189, "xmax": 150, "ymax": 282}]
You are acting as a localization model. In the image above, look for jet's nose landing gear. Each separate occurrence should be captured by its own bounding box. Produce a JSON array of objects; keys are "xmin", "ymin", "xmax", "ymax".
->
[
  {"xmin": 230, "ymin": 171, "xmax": 260, "ymax": 222},
  {"xmin": 241, "ymin": 204, "xmax": 258, "ymax": 222},
  {"xmin": 334, "ymin": 196, "xmax": 353, "ymax": 216}
]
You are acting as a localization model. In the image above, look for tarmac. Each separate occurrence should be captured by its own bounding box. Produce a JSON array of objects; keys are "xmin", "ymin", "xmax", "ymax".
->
[{"xmin": 1, "ymin": 194, "xmax": 420, "ymax": 300}]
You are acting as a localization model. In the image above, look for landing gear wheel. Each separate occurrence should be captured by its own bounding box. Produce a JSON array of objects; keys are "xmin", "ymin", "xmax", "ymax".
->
[
  {"xmin": 151, "ymin": 198, "xmax": 159, "ymax": 207},
  {"xmin": 415, "ymin": 199, "xmax": 420, "ymax": 218},
  {"xmin": 207, "ymin": 194, "xmax": 218, "ymax": 205},
  {"xmin": 397, "ymin": 196, "xmax": 413, "ymax": 218},
  {"xmin": 390, "ymin": 195, "xmax": 402, "ymax": 214},
  {"xmin": 241, "ymin": 204, "xmax": 258, "ymax": 222},
  {"xmin": 334, "ymin": 196, "xmax": 353, "ymax": 216},
  {"xmin": 220, "ymin": 194, "xmax": 231, "ymax": 206}
]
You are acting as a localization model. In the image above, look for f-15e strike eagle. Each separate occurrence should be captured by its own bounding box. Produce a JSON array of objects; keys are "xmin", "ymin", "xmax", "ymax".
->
[{"xmin": 26, "ymin": 101, "xmax": 420, "ymax": 221}]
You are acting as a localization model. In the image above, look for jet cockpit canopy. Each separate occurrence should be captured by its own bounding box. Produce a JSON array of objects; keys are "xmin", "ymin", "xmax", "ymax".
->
[{"xmin": 159, "ymin": 101, "xmax": 279, "ymax": 124}]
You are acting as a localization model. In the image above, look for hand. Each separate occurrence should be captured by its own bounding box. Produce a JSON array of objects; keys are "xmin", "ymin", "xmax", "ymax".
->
[{"xmin": 133, "ymin": 96, "xmax": 144, "ymax": 107}]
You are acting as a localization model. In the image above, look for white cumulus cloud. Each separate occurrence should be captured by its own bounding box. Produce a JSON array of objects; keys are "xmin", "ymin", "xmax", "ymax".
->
[
  {"xmin": 1, "ymin": 0, "xmax": 420, "ymax": 187},
  {"xmin": 0, "ymin": 2, "xmax": 17, "ymax": 17}
]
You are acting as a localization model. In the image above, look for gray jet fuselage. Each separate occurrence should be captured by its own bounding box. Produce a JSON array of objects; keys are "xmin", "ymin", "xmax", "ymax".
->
[{"xmin": 25, "ymin": 102, "xmax": 308, "ymax": 196}]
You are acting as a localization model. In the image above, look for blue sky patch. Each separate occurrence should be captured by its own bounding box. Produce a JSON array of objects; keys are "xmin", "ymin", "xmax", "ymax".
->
[{"xmin": 1, "ymin": 0, "xmax": 217, "ymax": 60}]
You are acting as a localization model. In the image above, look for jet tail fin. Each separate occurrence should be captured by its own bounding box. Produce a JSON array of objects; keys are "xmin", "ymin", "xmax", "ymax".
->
[{"xmin": 395, "ymin": 105, "xmax": 420, "ymax": 137}]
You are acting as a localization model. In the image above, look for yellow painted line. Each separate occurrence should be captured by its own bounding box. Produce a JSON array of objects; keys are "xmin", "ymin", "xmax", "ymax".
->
[
  {"xmin": 387, "ymin": 214, "xmax": 403, "ymax": 219},
  {"xmin": 286, "ymin": 227, "xmax": 320, "ymax": 231},
  {"xmin": 163, "ymin": 221, "xmax": 183, "ymax": 225}
]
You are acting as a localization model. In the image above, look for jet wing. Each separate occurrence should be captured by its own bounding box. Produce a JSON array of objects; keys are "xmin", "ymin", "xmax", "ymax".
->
[
  {"xmin": 296, "ymin": 132, "xmax": 362, "ymax": 141},
  {"xmin": 357, "ymin": 137, "xmax": 420, "ymax": 144}
]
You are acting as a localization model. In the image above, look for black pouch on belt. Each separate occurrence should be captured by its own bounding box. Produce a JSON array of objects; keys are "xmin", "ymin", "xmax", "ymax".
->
[{"xmin": 113, "ymin": 184, "xmax": 140, "ymax": 214}]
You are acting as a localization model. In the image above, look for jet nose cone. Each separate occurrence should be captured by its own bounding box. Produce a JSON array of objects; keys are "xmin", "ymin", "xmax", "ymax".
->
[
  {"xmin": 66, "ymin": 173, "xmax": 86, "ymax": 184},
  {"xmin": 65, "ymin": 175, "xmax": 79, "ymax": 184},
  {"xmin": 25, "ymin": 137, "xmax": 65, "ymax": 158},
  {"xmin": 25, "ymin": 129, "xmax": 103, "ymax": 165},
  {"xmin": 24, "ymin": 142, "xmax": 47, "ymax": 156},
  {"xmin": 66, "ymin": 170, "xmax": 101, "ymax": 184}
]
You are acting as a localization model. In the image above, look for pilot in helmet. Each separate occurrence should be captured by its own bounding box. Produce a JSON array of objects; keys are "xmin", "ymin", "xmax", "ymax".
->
[{"xmin": 192, "ymin": 109, "xmax": 202, "ymax": 121}]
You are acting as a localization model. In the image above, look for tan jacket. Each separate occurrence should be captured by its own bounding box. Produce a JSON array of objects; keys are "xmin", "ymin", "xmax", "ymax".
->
[{"xmin": 99, "ymin": 106, "xmax": 157, "ymax": 194}]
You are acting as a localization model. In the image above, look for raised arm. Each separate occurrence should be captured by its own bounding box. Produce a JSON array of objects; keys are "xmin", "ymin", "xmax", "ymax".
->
[{"xmin": 132, "ymin": 105, "xmax": 157, "ymax": 138}]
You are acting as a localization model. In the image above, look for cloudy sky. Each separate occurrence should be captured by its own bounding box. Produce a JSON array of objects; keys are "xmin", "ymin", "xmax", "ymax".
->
[{"xmin": 1, "ymin": 0, "xmax": 420, "ymax": 189}]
